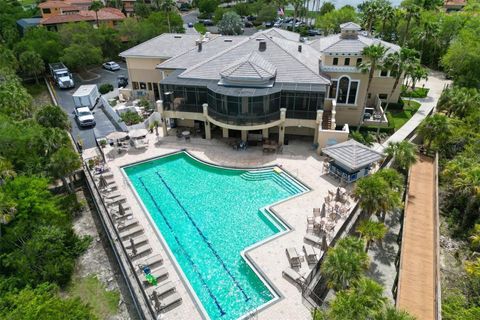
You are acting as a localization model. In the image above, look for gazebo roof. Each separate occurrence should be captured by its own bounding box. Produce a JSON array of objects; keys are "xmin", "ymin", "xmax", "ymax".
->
[{"xmin": 322, "ymin": 139, "xmax": 383, "ymax": 171}]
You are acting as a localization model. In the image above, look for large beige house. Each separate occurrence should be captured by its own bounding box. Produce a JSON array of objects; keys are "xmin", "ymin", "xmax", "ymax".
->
[{"xmin": 119, "ymin": 22, "xmax": 402, "ymax": 148}]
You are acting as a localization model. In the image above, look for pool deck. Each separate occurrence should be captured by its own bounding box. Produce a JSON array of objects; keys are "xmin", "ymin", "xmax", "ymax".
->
[{"xmin": 92, "ymin": 134, "xmax": 353, "ymax": 320}]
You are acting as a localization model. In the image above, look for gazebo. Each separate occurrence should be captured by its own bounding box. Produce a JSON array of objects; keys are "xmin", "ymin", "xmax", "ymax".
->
[{"xmin": 321, "ymin": 139, "xmax": 384, "ymax": 183}]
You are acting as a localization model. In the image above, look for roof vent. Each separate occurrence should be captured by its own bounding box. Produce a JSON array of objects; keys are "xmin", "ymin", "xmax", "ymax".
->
[
  {"xmin": 198, "ymin": 42, "xmax": 202, "ymax": 52},
  {"xmin": 298, "ymin": 45, "xmax": 302, "ymax": 52},
  {"xmin": 224, "ymin": 39, "xmax": 232, "ymax": 42},
  {"xmin": 174, "ymin": 35, "xmax": 182, "ymax": 38},
  {"xmin": 259, "ymin": 41, "xmax": 266, "ymax": 52}
]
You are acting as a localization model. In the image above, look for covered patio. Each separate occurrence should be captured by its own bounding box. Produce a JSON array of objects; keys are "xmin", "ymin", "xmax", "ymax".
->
[{"xmin": 321, "ymin": 139, "xmax": 384, "ymax": 183}]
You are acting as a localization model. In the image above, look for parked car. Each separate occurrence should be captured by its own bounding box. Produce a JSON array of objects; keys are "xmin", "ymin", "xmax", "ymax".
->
[
  {"xmin": 102, "ymin": 61, "xmax": 120, "ymax": 71},
  {"xmin": 117, "ymin": 75, "xmax": 128, "ymax": 88},
  {"xmin": 203, "ymin": 19, "xmax": 214, "ymax": 26},
  {"xmin": 247, "ymin": 15, "xmax": 256, "ymax": 21},
  {"xmin": 264, "ymin": 21, "xmax": 274, "ymax": 28},
  {"xmin": 307, "ymin": 29, "xmax": 322, "ymax": 36},
  {"xmin": 188, "ymin": 22, "xmax": 193, "ymax": 28},
  {"xmin": 74, "ymin": 106, "xmax": 96, "ymax": 127}
]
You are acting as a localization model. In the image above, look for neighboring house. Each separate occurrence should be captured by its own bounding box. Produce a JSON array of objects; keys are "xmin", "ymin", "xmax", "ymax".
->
[
  {"xmin": 16, "ymin": 18, "xmax": 42, "ymax": 36},
  {"xmin": 121, "ymin": 0, "xmax": 135, "ymax": 17},
  {"xmin": 119, "ymin": 23, "xmax": 403, "ymax": 148},
  {"xmin": 39, "ymin": 0, "xmax": 125, "ymax": 30},
  {"xmin": 444, "ymin": 0, "xmax": 467, "ymax": 11}
]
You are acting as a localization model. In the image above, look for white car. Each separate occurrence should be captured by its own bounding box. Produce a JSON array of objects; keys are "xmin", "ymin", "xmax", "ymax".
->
[
  {"xmin": 74, "ymin": 107, "xmax": 96, "ymax": 127},
  {"xmin": 102, "ymin": 61, "xmax": 120, "ymax": 71}
]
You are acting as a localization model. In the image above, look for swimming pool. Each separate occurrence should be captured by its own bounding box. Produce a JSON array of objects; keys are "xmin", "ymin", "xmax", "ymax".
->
[{"xmin": 123, "ymin": 152, "xmax": 308, "ymax": 320}]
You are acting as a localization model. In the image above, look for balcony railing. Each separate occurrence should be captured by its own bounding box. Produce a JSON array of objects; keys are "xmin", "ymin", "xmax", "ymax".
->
[
  {"xmin": 286, "ymin": 110, "xmax": 318, "ymax": 120},
  {"xmin": 208, "ymin": 108, "xmax": 281, "ymax": 126},
  {"xmin": 163, "ymin": 101, "xmax": 203, "ymax": 113}
]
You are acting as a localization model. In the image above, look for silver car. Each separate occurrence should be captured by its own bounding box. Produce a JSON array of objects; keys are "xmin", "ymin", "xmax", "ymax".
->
[{"xmin": 102, "ymin": 61, "xmax": 120, "ymax": 71}]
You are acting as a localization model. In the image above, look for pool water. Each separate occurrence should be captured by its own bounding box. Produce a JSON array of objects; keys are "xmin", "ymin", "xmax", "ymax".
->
[{"xmin": 124, "ymin": 152, "xmax": 306, "ymax": 320}]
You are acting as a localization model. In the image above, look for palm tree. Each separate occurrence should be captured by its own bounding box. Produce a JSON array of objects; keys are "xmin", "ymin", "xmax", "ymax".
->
[
  {"xmin": 401, "ymin": 2, "xmax": 420, "ymax": 46},
  {"xmin": 385, "ymin": 141, "xmax": 417, "ymax": 172},
  {"xmin": 90, "ymin": 1, "xmax": 104, "ymax": 28},
  {"xmin": 327, "ymin": 277, "xmax": 386, "ymax": 319},
  {"xmin": 374, "ymin": 306, "xmax": 416, "ymax": 320},
  {"xmin": 437, "ymin": 87, "xmax": 480, "ymax": 118},
  {"xmin": 48, "ymin": 147, "xmax": 82, "ymax": 194},
  {"xmin": 321, "ymin": 237, "xmax": 369, "ymax": 291},
  {"xmin": 380, "ymin": 4, "xmax": 395, "ymax": 39},
  {"xmin": 376, "ymin": 47, "xmax": 419, "ymax": 138},
  {"xmin": 0, "ymin": 157, "xmax": 16, "ymax": 185},
  {"xmin": 358, "ymin": 44, "xmax": 388, "ymax": 120},
  {"xmin": 357, "ymin": 219, "xmax": 387, "ymax": 252},
  {"xmin": 290, "ymin": 0, "xmax": 304, "ymax": 32},
  {"xmin": 159, "ymin": 0, "xmax": 176, "ymax": 33},
  {"xmin": 409, "ymin": 64, "xmax": 428, "ymax": 89},
  {"xmin": 417, "ymin": 114, "xmax": 449, "ymax": 152},
  {"xmin": 413, "ymin": 20, "xmax": 439, "ymax": 64},
  {"xmin": 360, "ymin": 0, "xmax": 381, "ymax": 35},
  {"xmin": 353, "ymin": 174, "xmax": 388, "ymax": 217}
]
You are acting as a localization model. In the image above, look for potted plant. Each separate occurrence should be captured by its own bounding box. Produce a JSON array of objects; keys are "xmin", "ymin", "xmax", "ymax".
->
[
  {"xmin": 99, "ymin": 139, "xmax": 107, "ymax": 148},
  {"xmin": 151, "ymin": 120, "xmax": 160, "ymax": 136}
]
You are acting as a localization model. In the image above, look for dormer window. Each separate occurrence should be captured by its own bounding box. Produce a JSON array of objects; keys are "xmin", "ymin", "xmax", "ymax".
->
[{"xmin": 333, "ymin": 58, "xmax": 338, "ymax": 65}]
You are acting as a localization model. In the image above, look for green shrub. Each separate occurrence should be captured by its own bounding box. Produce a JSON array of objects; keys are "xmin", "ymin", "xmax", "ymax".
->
[
  {"xmin": 401, "ymin": 85, "xmax": 429, "ymax": 98},
  {"xmin": 120, "ymin": 110, "xmax": 143, "ymax": 126},
  {"xmin": 194, "ymin": 22, "xmax": 207, "ymax": 34},
  {"xmin": 99, "ymin": 83, "xmax": 114, "ymax": 94}
]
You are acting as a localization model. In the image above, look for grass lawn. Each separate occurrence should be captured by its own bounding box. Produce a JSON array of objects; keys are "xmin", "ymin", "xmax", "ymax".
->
[
  {"xmin": 194, "ymin": 23, "xmax": 207, "ymax": 34},
  {"xmin": 68, "ymin": 275, "xmax": 119, "ymax": 319},
  {"xmin": 387, "ymin": 100, "xmax": 422, "ymax": 130}
]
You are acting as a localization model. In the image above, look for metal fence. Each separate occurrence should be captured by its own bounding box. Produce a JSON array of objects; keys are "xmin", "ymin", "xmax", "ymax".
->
[{"xmin": 208, "ymin": 109, "xmax": 281, "ymax": 126}]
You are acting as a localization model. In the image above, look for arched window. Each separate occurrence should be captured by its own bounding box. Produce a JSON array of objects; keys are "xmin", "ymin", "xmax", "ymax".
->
[
  {"xmin": 337, "ymin": 77, "xmax": 349, "ymax": 104},
  {"xmin": 331, "ymin": 76, "xmax": 359, "ymax": 105}
]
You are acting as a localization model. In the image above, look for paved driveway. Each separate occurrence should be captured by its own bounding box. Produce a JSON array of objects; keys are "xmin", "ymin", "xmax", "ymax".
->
[{"xmin": 53, "ymin": 62, "xmax": 128, "ymax": 149}]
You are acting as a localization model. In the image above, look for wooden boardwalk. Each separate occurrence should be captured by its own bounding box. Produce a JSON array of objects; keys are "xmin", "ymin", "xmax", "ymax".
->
[{"xmin": 396, "ymin": 155, "xmax": 438, "ymax": 319}]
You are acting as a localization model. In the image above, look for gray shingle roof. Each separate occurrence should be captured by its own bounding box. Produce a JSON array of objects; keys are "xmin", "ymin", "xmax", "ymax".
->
[
  {"xmin": 220, "ymin": 51, "xmax": 277, "ymax": 81},
  {"xmin": 322, "ymin": 139, "xmax": 384, "ymax": 171},
  {"xmin": 339, "ymin": 22, "xmax": 361, "ymax": 30},
  {"xmin": 119, "ymin": 33, "xmax": 203, "ymax": 58},
  {"xmin": 255, "ymin": 28, "xmax": 300, "ymax": 42},
  {"xmin": 310, "ymin": 34, "xmax": 400, "ymax": 55},
  {"xmin": 178, "ymin": 36, "xmax": 330, "ymax": 85}
]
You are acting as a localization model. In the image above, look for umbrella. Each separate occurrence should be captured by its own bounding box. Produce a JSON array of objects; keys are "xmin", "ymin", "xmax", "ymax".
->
[
  {"xmin": 335, "ymin": 187, "xmax": 341, "ymax": 202},
  {"xmin": 129, "ymin": 129, "xmax": 148, "ymax": 139},
  {"xmin": 321, "ymin": 203, "xmax": 326, "ymax": 218},
  {"xmin": 118, "ymin": 202, "xmax": 125, "ymax": 216},
  {"xmin": 152, "ymin": 290, "xmax": 161, "ymax": 312},
  {"xmin": 322, "ymin": 235, "xmax": 328, "ymax": 253},
  {"xmin": 106, "ymin": 131, "xmax": 128, "ymax": 141},
  {"xmin": 98, "ymin": 175, "xmax": 108, "ymax": 190}
]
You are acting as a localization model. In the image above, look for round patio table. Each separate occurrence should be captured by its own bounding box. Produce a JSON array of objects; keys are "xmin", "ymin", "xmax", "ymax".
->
[{"xmin": 182, "ymin": 131, "xmax": 190, "ymax": 137}]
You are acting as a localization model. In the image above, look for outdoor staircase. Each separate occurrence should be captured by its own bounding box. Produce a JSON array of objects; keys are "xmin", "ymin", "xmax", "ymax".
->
[{"xmin": 322, "ymin": 110, "xmax": 332, "ymax": 130}]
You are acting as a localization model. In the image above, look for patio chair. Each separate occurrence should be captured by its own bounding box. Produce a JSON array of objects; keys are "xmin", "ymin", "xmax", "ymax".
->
[
  {"xmin": 149, "ymin": 281, "xmax": 176, "ymax": 299},
  {"xmin": 141, "ymin": 254, "xmax": 164, "ymax": 270},
  {"xmin": 303, "ymin": 245, "xmax": 317, "ymax": 264},
  {"xmin": 158, "ymin": 292, "xmax": 182, "ymax": 311},
  {"xmin": 116, "ymin": 218, "xmax": 139, "ymax": 231},
  {"xmin": 313, "ymin": 208, "xmax": 321, "ymax": 217},
  {"xmin": 123, "ymin": 235, "xmax": 148, "ymax": 249},
  {"xmin": 133, "ymin": 138, "xmax": 148, "ymax": 149},
  {"xmin": 119, "ymin": 225, "xmax": 144, "ymax": 241},
  {"xmin": 307, "ymin": 216, "xmax": 315, "ymax": 224},
  {"xmin": 304, "ymin": 234, "xmax": 321, "ymax": 246},
  {"xmin": 285, "ymin": 248, "xmax": 301, "ymax": 268},
  {"xmin": 282, "ymin": 267, "xmax": 305, "ymax": 287}
]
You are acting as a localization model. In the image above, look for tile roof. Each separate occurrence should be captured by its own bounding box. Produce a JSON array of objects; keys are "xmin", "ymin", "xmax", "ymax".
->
[
  {"xmin": 157, "ymin": 35, "xmax": 247, "ymax": 70},
  {"xmin": 322, "ymin": 139, "xmax": 384, "ymax": 171},
  {"xmin": 177, "ymin": 36, "xmax": 330, "ymax": 85},
  {"xmin": 255, "ymin": 28, "xmax": 300, "ymax": 42},
  {"xmin": 339, "ymin": 22, "xmax": 361, "ymax": 30},
  {"xmin": 41, "ymin": 13, "xmax": 93, "ymax": 24},
  {"xmin": 119, "ymin": 33, "xmax": 202, "ymax": 58},
  {"xmin": 220, "ymin": 51, "xmax": 277, "ymax": 81},
  {"xmin": 39, "ymin": 0, "xmax": 75, "ymax": 8},
  {"xmin": 309, "ymin": 33, "xmax": 400, "ymax": 55},
  {"xmin": 40, "ymin": 6, "xmax": 124, "ymax": 25}
]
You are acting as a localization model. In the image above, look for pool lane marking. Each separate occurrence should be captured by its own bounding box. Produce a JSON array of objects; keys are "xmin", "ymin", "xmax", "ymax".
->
[
  {"xmin": 155, "ymin": 171, "xmax": 251, "ymax": 302},
  {"xmin": 138, "ymin": 177, "xmax": 226, "ymax": 317}
]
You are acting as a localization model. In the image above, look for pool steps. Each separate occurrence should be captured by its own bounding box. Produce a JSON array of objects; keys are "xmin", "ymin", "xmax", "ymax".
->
[{"xmin": 240, "ymin": 170, "xmax": 308, "ymax": 196}]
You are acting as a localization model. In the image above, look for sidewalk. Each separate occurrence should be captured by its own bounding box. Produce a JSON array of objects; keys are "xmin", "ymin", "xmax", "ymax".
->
[{"xmin": 375, "ymin": 70, "xmax": 451, "ymax": 152}]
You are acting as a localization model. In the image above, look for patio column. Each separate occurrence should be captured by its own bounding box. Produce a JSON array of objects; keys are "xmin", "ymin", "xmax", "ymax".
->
[
  {"xmin": 156, "ymin": 100, "xmax": 168, "ymax": 136},
  {"xmin": 222, "ymin": 127, "xmax": 229, "ymax": 138},
  {"xmin": 314, "ymin": 110, "xmax": 323, "ymax": 144},
  {"xmin": 202, "ymin": 103, "xmax": 211, "ymax": 139},
  {"xmin": 278, "ymin": 108, "xmax": 286, "ymax": 145},
  {"xmin": 262, "ymin": 128, "xmax": 268, "ymax": 139},
  {"xmin": 241, "ymin": 130, "xmax": 248, "ymax": 141}
]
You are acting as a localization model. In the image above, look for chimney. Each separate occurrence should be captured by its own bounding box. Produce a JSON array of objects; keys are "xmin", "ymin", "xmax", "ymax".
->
[
  {"xmin": 198, "ymin": 42, "xmax": 202, "ymax": 52},
  {"xmin": 259, "ymin": 41, "xmax": 266, "ymax": 51},
  {"xmin": 298, "ymin": 45, "xmax": 302, "ymax": 52}
]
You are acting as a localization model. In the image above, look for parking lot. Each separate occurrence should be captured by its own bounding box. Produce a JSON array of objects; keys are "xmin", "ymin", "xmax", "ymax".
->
[{"xmin": 53, "ymin": 61, "xmax": 128, "ymax": 149}]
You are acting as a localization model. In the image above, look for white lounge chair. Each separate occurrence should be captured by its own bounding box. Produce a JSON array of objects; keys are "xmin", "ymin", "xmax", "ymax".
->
[
  {"xmin": 139, "ymin": 254, "xmax": 164, "ymax": 270},
  {"xmin": 283, "ymin": 267, "xmax": 305, "ymax": 287},
  {"xmin": 303, "ymin": 245, "xmax": 317, "ymax": 264},
  {"xmin": 158, "ymin": 292, "xmax": 182, "ymax": 311},
  {"xmin": 104, "ymin": 197, "xmax": 127, "ymax": 205},
  {"xmin": 304, "ymin": 234, "xmax": 321, "ymax": 246},
  {"xmin": 119, "ymin": 225, "xmax": 144, "ymax": 241},
  {"xmin": 142, "ymin": 267, "xmax": 168, "ymax": 286},
  {"xmin": 148, "ymin": 281, "xmax": 176, "ymax": 298},
  {"xmin": 129, "ymin": 244, "xmax": 152, "ymax": 259},
  {"xmin": 286, "ymin": 247, "xmax": 301, "ymax": 268},
  {"xmin": 133, "ymin": 138, "xmax": 148, "ymax": 149},
  {"xmin": 123, "ymin": 235, "xmax": 149, "ymax": 249},
  {"xmin": 116, "ymin": 218, "xmax": 139, "ymax": 231}
]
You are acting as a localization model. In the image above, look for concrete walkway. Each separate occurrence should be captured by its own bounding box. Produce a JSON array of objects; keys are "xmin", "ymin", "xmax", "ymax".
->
[
  {"xmin": 375, "ymin": 70, "xmax": 451, "ymax": 152},
  {"xmin": 396, "ymin": 155, "xmax": 437, "ymax": 319}
]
